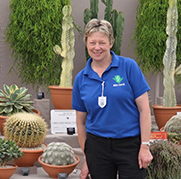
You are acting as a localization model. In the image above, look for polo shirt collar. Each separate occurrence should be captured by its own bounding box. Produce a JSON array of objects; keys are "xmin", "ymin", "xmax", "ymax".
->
[{"xmin": 83, "ymin": 50, "xmax": 119, "ymax": 77}]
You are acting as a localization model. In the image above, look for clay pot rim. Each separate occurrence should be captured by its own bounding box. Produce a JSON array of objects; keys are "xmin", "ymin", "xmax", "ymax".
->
[{"xmin": 38, "ymin": 155, "xmax": 80, "ymax": 168}]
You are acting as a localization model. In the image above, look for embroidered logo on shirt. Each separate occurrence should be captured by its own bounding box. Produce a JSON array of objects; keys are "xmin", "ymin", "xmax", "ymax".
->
[
  {"xmin": 113, "ymin": 75, "xmax": 123, "ymax": 83},
  {"xmin": 113, "ymin": 75, "xmax": 125, "ymax": 87}
]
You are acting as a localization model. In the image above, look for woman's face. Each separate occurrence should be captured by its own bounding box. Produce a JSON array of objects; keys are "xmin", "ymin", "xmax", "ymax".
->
[{"xmin": 86, "ymin": 32, "xmax": 113, "ymax": 62}]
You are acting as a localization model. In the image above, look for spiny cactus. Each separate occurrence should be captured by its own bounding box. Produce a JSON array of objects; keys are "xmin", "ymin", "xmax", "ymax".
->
[
  {"xmin": 4, "ymin": 112, "xmax": 47, "ymax": 148},
  {"xmin": 163, "ymin": 0, "xmax": 181, "ymax": 107},
  {"xmin": 84, "ymin": 0, "xmax": 124, "ymax": 59},
  {"xmin": 53, "ymin": 5, "xmax": 75, "ymax": 87},
  {"xmin": 41, "ymin": 142, "xmax": 77, "ymax": 166},
  {"xmin": 0, "ymin": 84, "xmax": 35, "ymax": 116},
  {"xmin": 163, "ymin": 114, "xmax": 181, "ymax": 144},
  {"xmin": 164, "ymin": 115, "xmax": 181, "ymax": 133},
  {"xmin": 101, "ymin": 0, "xmax": 124, "ymax": 56}
]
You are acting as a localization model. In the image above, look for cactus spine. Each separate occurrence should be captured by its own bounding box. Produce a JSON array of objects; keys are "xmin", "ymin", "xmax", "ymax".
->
[
  {"xmin": 4, "ymin": 112, "xmax": 47, "ymax": 148},
  {"xmin": 53, "ymin": 5, "xmax": 75, "ymax": 87},
  {"xmin": 41, "ymin": 142, "xmax": 77, "ymax": 165},
  {"xmin": 163, "ymin": 0, "xmax": 181, "ymax": 107},
  {"xmin": 84, "ymin": 0, "xmax": 124, "ymax": 59}
]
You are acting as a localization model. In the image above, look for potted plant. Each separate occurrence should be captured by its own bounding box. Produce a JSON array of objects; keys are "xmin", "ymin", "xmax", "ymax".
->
[
  {"xmin": 5, "ymin": 0, "xmax": 71, "ymax": 89},
  {"xmin": 49, "ymin": 4, "xmax": 75, "ymax": 109},
  {"xmin": 0, "ymin": 84, "xmax": 40, "ymax": 135},
  {"xmin": 0, "ymin": 138, "xmax": 23, "ymax": 179},
  {"xmin": 38, "ymin": 142, "xmax": 80, "ymax": 178},
  {"xmin": 146, "ymin": 140, "xmax": 181, "ymax": 179},
  {"xmin": 150, "ymin": 0, "xmax": 181, "ymax": 129},
  {"xmin": 3, "ymin": 112, "xmax": 48, "ymax": 167}
]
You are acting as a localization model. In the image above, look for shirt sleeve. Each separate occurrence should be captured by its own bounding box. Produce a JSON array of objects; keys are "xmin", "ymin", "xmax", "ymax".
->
[{"xmin": 127, "ymin": 60, "xmax": 150, "ymax": 99}]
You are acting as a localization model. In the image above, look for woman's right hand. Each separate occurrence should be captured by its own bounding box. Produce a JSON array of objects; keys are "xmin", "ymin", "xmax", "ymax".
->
[{"xmin": 80, "ymin": 160, "xmax": 90, "ymax": 179}]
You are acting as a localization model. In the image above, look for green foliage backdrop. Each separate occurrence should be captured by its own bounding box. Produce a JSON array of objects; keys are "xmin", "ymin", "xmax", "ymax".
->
[
  {"xmin": 132, "ymin": 0, "xmax": 181, "ymax": 76},
  {"xmin": 6, "ymin": 0, "xmax": 70, "ymax": 88}
]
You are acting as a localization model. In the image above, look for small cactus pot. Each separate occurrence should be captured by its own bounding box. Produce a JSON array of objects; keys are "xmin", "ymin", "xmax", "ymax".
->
[{"xmin": 38, "ymin": 155, "xmax": 80, "ymax": 178}]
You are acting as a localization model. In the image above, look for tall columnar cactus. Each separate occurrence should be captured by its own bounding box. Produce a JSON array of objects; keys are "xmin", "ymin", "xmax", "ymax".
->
[
  {"xmin": 83, "ymin": 0, "xmax": 124, "ymax": 59},
  {"xmin": 53, "ymin": 5, "xmax": 75, "ymax": 87},
  {"xmin": 163, "ymin": 0, "xmax": 181, "ymax": 107},
  {"xmin": 4, "ymin": 112, "xmax": 48, "ymax": 148},
  {"xmin": 101, "ymin": 0, "xmax": 124, "ymax": 56},
  {"xmin": 41, "ymin": 142, "xmax": 77, "ymax": 165}
]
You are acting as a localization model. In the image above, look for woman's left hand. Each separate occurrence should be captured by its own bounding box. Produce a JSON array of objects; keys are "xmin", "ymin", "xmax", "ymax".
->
[{"xmin": 138, "ymin": 145, "xmax": 153, "ymax": 169}]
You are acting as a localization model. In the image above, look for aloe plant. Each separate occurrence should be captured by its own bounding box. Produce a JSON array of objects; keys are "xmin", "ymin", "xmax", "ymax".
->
[
  {"xmin": 53, "ymin": 5, "xmax": 75, "ymax": 87},
  {"xmin": 163, "ymin": 0, "xmax": 181, "ymax": 107},
  {"xmin": 0, "ymin": 138, "xmax": 23, "ymax": 167},
  {"xmin": 0, "ymin": 84, "xmax": 35, "ymax": 116}
]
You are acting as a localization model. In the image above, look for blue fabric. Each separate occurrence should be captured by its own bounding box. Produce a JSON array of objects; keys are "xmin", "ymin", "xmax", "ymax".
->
[{"xmin": 72, "ymin": 51, "xmax": 150, "ymax": 138}]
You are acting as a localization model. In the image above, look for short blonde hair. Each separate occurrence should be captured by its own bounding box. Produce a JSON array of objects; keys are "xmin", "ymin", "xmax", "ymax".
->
[{"xmin": 83, "ymin": 19, "xmax": 115, "ymax": 45}]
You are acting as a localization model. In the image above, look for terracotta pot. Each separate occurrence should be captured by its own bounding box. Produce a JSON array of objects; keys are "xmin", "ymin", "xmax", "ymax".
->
[
  {"xmin": 38, "ymin": 155, "xmax": 80, "ymax": 178},
  {"xmin": 16, "ymin": 143, "xmax": 47, "ymax": 167},
  {"xmin": 152, "ymin": 105, "xmax": 181, "ymax": 130},
  {"xmin": 0, "ymin": 109, "xmax": 40, "ymax": 136},
  {"xmin": 0, "ymin": 164, "xmax": 17, "ymax": 179},
  {"xmin": 49, "ymin": 85, "xmax": 72, "ymax": 109}
]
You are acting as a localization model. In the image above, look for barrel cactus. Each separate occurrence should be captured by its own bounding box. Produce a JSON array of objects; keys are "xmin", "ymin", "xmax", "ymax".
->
[
  {"xmin": 53, "ymin": 5, "xmax": 75, "ymax": 87},
  {"xmin": 4, "ymin": 112, "xmax": 48, "ymax": 148},
  {"xmin": 41, "ymin": 142, "xmax": 77, "ymax": 166}
]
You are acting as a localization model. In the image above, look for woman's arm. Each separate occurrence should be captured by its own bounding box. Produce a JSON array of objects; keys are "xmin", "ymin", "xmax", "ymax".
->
[
  {"xmin": 135, "ymin": 92, "xmax": 153, "ymax": 169},
  {"xmin": 76, "ymin": 111, "xmax": 90, "ymax": 179}
]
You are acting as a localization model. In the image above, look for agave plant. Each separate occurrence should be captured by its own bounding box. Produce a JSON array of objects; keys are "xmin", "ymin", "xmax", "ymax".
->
[{"xmin": 0, "ymin": 84, "xmax": 35, "ymax": 116}]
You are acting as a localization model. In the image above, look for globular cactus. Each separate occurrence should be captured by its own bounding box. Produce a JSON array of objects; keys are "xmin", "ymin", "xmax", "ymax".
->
[
  {"xmin": 164, "ymin": 115, "xmax": 181, "ymax": 133},
  {"xmin": 4, "ymin": 112, "xmax": 48, "ymax": 148},
  {"xmin": 53, "ymin": 5, "xmax": 75, "ymax": 87},
  {"xmin": 163, "ymin": 115, "xmax": 181, "ymax": 144},
  {"xmin": 41, "ymin": 142, "xmax": 77, "ymax": 165},
  {"xmin": 163, "ymin": 0, "xmax": 181, "ymax": 107},
  {"xmin": 83, "ymin": 0, "xmax": 124, "ymax": 59}
]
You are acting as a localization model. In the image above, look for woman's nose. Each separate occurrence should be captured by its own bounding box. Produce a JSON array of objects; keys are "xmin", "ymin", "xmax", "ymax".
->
[{"xmin": 95, "ymin": 43, "xmax": 100, "ymax": 49}]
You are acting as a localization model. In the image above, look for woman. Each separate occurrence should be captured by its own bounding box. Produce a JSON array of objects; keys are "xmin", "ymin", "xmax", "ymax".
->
[{"xmin": 72, "ymin": 19, "xmax": 153, "ymax": 179}]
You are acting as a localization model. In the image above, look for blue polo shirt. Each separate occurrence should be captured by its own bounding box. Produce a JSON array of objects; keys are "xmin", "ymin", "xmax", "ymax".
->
[{"xmin": 72, "ymin": 51, "xmax": 150, "ymax": 138}]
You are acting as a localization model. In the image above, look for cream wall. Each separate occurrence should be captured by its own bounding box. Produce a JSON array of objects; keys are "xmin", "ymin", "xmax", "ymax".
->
[{"xmin": 0, "ymin": 0, "xmax": 181, "ymax": 110}]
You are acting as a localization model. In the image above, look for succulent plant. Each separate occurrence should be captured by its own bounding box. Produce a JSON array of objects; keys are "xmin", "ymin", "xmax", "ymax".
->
[
  {"xmin": 146, "ymin": 140, "xmax": 181, "ymax": 179},
  {"xmin": 84, "ymin": 0, "xmax": 124, "ymax": 59},
  {"xmin": 0, "ymin": 138, "xmax": 23, "ymax": 167},
  {"xmin": 162, "ymin": 0, "xmax": 181, "ymax": 107},
  {"xmin": 4, "ymin": 112, "xmax": 47, "ymax": 148},
  {"xmin": 163, "ymin": 115, "xmax": 181, "ymax": 144},
  {"xmin": 53, "ymin": 5, "xmax": 75, "ymax": 87},
  {"xmin": 41, "ymin": 142, "xmax": 77, "ymax": 166},
  {"xmin": 0, "ymin": 84, "xmax": 35, "ymax": 116}
]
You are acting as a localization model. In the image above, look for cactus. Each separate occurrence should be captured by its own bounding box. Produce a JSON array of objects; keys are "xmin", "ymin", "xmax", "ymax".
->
[
  {"xmin": 163, "ymin": 115, "xmax": 181, "ymax": 144},
  {"xmin": 53, "ymin": 5, "xmax": 75, "ymax": 87},
  {"xmin": 163, "ymin": 0, "xmax": 181, "ymax": 107},
  {"xmin": 4, "ymin": 112, "xmax": 48, "ymax": 148},
  {"xmin": 41, "ymin": 142, "xmax": 77, "ymax": 166},
  {"xmin": 83, "ymin": 0, "xmax": 124, "ymax": 60}
]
